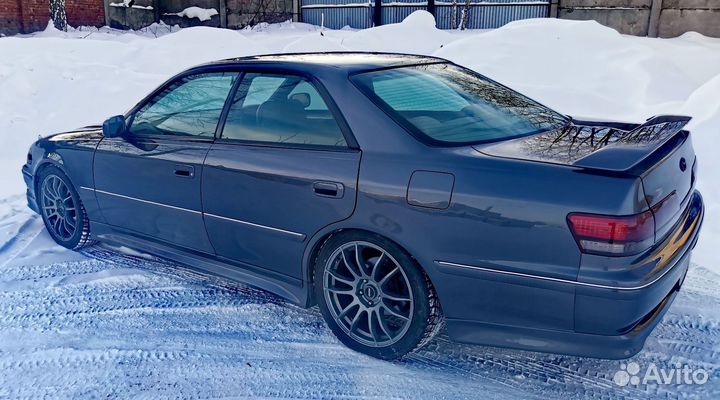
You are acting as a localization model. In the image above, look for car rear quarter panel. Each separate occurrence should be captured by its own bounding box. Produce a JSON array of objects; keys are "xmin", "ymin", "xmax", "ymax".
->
[{"xmin": 315, "ymin": 85, "xmax": 653, "ymax": 331}]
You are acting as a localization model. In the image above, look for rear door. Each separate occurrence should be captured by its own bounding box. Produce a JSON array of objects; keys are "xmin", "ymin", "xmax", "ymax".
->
[
  {"xmin": 94, "ymin": 71, "xmax": 239, "ymax": 253},
  {"xmin": 202, "ymin": 71, "xmax": 360, "ymax": 279}
]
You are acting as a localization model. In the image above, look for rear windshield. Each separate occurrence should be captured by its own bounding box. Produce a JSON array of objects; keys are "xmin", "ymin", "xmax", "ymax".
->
[{"xmin": 351, "ymin": 63, "xmax": 568, "ymax": 146}]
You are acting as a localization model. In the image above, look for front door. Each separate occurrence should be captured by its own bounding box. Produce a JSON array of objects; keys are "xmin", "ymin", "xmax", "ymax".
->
[
  {"xmin": 202, "ymin": 72, "xmax": 361, "ymax": 279},
  {"xmin": 94, "ymin": 71, "xmax": 239, "ymax": 253}
]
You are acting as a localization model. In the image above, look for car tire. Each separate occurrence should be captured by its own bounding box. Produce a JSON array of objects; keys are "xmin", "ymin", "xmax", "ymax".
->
[
  {"xmin": 313, "ymin": 231, "xmax": 443, "ymax": 360},
  {"xmin": 37, "ymin": 166, "xmax": 94, "ymax": 250}
]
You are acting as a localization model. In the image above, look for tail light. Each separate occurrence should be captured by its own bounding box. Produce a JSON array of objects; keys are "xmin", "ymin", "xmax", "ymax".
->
[{"xmin": 567, "ymin": 211, "xmax": 655, "ymax": 256}]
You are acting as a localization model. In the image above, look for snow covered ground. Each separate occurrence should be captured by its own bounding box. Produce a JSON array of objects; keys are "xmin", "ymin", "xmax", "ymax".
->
[{"xmin": 0, "ymin": 12, "xmax": 719, "ymax": 398}]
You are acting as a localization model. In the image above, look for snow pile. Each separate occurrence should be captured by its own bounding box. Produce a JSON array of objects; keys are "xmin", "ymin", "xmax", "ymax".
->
[
  {"xmin": 109, "ymin": 0, "xmax": 131, "ymax": 6},
  {"xmin": 166, "ymin": 7, "xmax": 219, "ymax": 22},
  {"xmin": 110, "ymin": 0, "xmax": 154, "ymax": 10},
  {"xmin": 341, "ymin": 10, "xmax": 454, "ymax": 54},
  {"xmin": 0, "ymin": 12, "xmax": 718, "ymax": 268}
]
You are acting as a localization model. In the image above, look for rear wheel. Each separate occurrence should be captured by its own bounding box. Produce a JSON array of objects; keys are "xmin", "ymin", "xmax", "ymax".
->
[
  {"xmin": 37, "ymin": 167, "xmax": 93, "ymax": 250},
  {"xmin": 314, "ymin": 231, "xmax": 442, "ymax": 360}
]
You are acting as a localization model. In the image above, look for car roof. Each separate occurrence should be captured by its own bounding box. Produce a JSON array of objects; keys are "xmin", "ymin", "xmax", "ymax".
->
[{"xmin": 205, "ymin": 52, "xmax": 448, "ymax": 74}]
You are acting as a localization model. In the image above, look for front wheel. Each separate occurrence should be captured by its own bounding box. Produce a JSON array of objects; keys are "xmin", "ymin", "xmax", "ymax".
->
[
  {"xmin": 313, "ymin": 231, "xmax": 442, "ymax": 360},
  {"xmin": 37, "ymin": 166, "xmax": 93, "ymax": 250}
]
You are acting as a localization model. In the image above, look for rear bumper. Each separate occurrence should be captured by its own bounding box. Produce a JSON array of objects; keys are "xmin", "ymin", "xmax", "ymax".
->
[
  {"xmin": 442, "ymin": 190, "xmax": 704, "ymax": 359},
  {"xmin": 445, "ymin": 250, "xmax": 688, "ymax": 359}
]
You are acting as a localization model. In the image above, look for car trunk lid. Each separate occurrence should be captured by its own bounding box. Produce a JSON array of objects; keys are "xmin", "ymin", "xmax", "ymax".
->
[{"xmin": 476, "ymin": 115, "xmax": 696, "ymax": 242}]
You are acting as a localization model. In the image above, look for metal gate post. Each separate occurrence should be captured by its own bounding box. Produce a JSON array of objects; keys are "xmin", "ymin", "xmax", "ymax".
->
[
  {"xmin": 153, "ymin": 0, "xmax": 160, "ymax": 23},
  {"xmin": 103, "ymin": 0, "xmax": 111, "ymax": 27},
  {"xmin": 219, "ymin": 0, "xmax": 227, "ymax": 28},
  {"xmin": 648, "ymin": 0, "xmax": 663, "ymax": 37},
  {"xmin": 294, "ymin": 0, "xmax": 301, "ymax": 22},
  {"xmin": 428, "ymin": 0, "xmax": 436, "ymax": 18},
  {"xmin": 550, "ymin": 0, "xmax": 559, "ymax": 18},
  {"xmin": 374, "ymin": 0, "xmax": 382, "ymax": 26}
]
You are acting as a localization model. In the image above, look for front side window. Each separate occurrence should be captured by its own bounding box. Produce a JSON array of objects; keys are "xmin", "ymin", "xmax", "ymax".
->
[
  {"xmin": 129, "ymin": 72, "xmax": 238, "ymax": 138},
  {"xmin": 221, "ymin": 73, "xmax": 347, "ymax": 147},
  {"xmin": 351, "ymin": 63, "xmax": 568, "ymax": 146}
]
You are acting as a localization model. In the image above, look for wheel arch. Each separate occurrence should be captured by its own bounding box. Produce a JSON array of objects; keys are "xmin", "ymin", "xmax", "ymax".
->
[
  {"xmin": 302, "ymin": 225, "xmax": 439, "ymax": 308},
  {"xmin": 33, "ymin": 160, "xmax": 72, "ymax": 194}
]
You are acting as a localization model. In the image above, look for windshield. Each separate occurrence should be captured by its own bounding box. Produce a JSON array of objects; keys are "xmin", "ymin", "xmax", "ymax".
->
[{"xmin": 351, "ymin": 63, "xmax": 568, "ymax": 146}]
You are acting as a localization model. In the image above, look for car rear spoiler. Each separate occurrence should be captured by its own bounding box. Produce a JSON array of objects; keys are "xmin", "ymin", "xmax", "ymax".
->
[
  {"xmin": 572, "ymin": 115, "xmax": 692, "ymax": 172},
  {"xmin": 477, "ymin": 115, "xmax": 692, "ymax": 173}
]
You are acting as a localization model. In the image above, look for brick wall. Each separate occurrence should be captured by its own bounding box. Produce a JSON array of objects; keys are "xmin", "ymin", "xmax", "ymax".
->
[
  {"xmin": 0, "ymin": 0, "xmax": 21, "ymax": 34},
  {"xmin": 66, "ymin": 0, "xmax": 105, "ymax": 28},
  {"xmin": 21, "ymin": 0, "xmax": 51, "ymax": 33},
  {"xmin": 0, "ymin": 0, "xmax": 105, "ymax": 35}
]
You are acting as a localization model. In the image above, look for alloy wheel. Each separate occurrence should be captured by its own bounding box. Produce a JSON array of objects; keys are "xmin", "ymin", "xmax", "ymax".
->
[
  {"xmin": 323, "ymin": 241, "xmax": 414, "ymax": 347},
  {"xmin": 41, "ymin": 174, "xmax": 77, "ymax": 241}
]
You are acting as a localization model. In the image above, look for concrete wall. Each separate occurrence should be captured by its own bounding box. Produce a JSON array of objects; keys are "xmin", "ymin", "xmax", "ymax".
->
[
  {"xmin": 106, "ymin": 0, "xmax": 156, "ymax": 30},
  {"xmin": 160, "ymin": 0, "xmax": 222, "ymax": 27},
  {"xmin": 105, "ymin": 0, "xmax": 293, "ymax": 30},
  {"xmin": 658, "ymin": 0, "xmax": 720, "ymax": 37},
  {"xmin": 559, "ymin": 1, "xmax": 651, "ymax": 36},
  {"xmin": 225, "ymin": 0, "xmax": 293, "ymax": 29},
  {"xmin": 558, "ymin": 0, "xmax": 720, "ymax": 38}
]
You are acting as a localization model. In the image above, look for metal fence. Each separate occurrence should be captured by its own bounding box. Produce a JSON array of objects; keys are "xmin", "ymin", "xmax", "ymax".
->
[{"xmin": 301, "ymin": 0, "xmax": 550, "ymax": 30}]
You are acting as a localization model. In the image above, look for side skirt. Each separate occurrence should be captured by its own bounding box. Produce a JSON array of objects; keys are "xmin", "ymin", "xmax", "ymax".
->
[{"xmin": 89, "ymin": 221, "xmax": 310, "ymax": 307}]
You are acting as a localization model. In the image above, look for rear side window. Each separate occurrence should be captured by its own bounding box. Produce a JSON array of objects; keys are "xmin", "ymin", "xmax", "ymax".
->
[
  {"xmin": 372, "ymin": 74, "xmax": 468, "ymax": 112},
  {"xmin": 351, "ymin": 63, "xmax": 568, "ymax": 146},
  {"xmin": 221, "ymin": 73, "xmax": 347, "ymax": 148},
  {"xmin": 129, "ymin": 72, "xmax": 238, "ymax": 138}
]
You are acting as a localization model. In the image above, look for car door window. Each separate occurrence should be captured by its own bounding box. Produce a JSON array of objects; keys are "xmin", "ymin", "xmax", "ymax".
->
[
  {"xmin": 221, "ymin": 73, "xmax": 347, "ymax": 147},
  {"xmin": 129, "ymin": 72, "xmax": 238, "ymax": 138},
  {"xmin": 243, "ymin": 75, "xmax": 285, "ymax": 106}
]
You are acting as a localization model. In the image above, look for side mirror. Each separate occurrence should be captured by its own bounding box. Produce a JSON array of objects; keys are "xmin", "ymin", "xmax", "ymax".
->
[{"xmin": 102, "ymin": 115, "xmax": 126, "ymax": 138}]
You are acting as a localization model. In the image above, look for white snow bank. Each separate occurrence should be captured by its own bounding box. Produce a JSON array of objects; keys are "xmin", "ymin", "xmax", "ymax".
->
[
  {"xmin": 110, "ymin": 1, "xmax": 154, "ymax": 10},
  {"xmin": 0, "ymin": 11, "xmax": 718, "ymax": 270},
  {"xmin": 679, "ymin": 74, "xmax": 720, "ymax": 267},
  {"xmin": 166, "ymin": 7, "xmax": 219, "ymax": 22},
  {"xmin": 341, "ymin": 11, "xmax": 454, "ymax": 54}
]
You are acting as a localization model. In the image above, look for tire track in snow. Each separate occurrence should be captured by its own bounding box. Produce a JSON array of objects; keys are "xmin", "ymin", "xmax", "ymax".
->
[
  {"xmin": 0, "ymin": 247, "xmax": 519, "ymax": 399},
  {"xmin": 0, "ymin": 348, "xmax": 194, "ymax": 372},
  {"xmin": 409, "ymin": 342, "xmax": 647, "ymax": 400},
  {"xmin": 0, "ymin": 258, "xmax": 124, "ymax": 285},
  {"xmin": 0, "ymin": 215, "xmax": 43, "ymax": 269}
]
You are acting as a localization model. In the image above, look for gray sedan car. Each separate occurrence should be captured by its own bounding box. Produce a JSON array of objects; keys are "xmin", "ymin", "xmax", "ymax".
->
[{"xmin": 22, "ymin": 53, "xmax": 703, "ymax": 360}]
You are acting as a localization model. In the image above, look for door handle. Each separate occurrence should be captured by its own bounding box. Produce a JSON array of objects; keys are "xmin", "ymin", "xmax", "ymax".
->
[
  {"xmin": 174, "ymin": 164, "xmax": 195, "ymax": 178},
  {"xmin": 313, "ymin": 181, "xmax": 344, "ymax": 198}
]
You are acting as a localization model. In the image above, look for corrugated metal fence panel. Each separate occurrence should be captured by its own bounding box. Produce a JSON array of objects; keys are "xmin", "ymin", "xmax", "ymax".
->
[
  {"xmin": 436, "ymin": 1, "xmax": 550, "ymax": 29},
  {"xmin": 302, "ymin": 0, "xmax": 373, "ymax": 29},
  {"xmin": 301, "ymin": 0, "xmax": 549, "ymax": 30},
  {"xmin": 381, "ymin": 0, "xmax": 427, "ymax": 25},
  {"xmin": 470, "ymin": 4, "xmax": 548, "ymax": 29}
]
